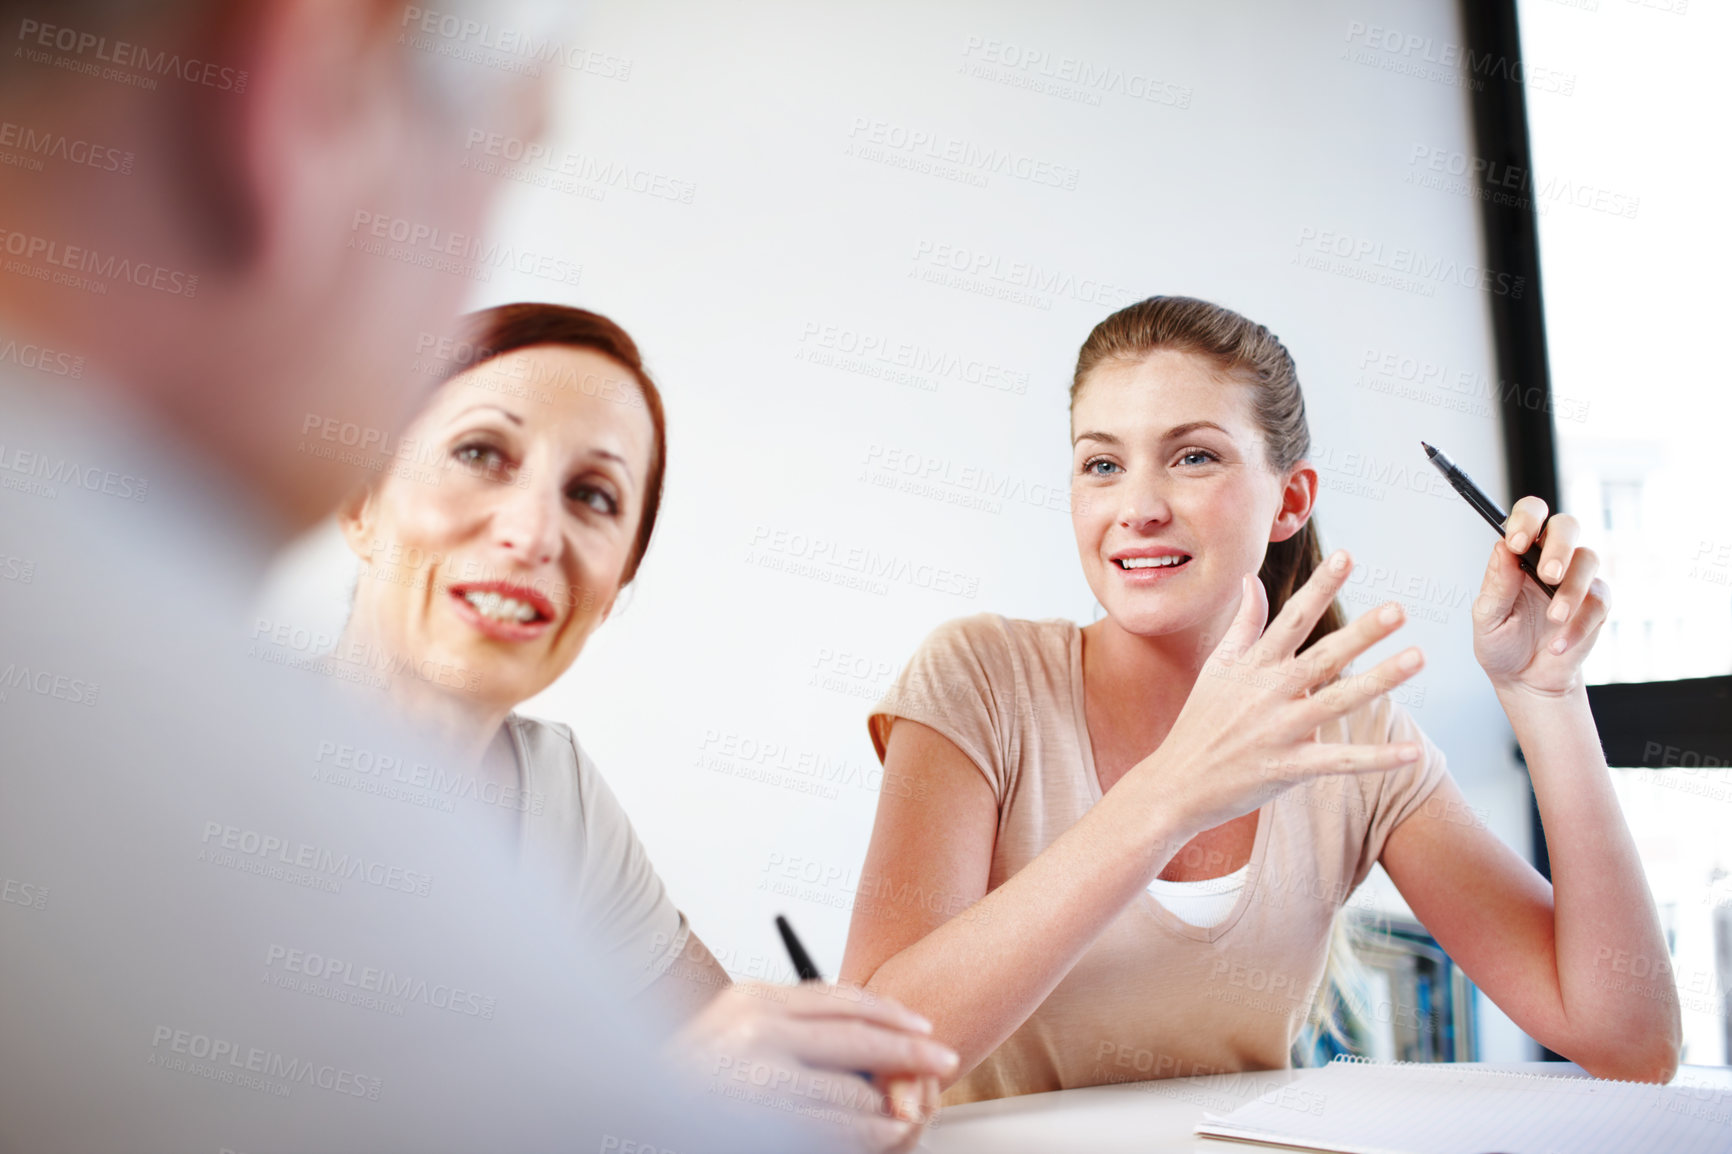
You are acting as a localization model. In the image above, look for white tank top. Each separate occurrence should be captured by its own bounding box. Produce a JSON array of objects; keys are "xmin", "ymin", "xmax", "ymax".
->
[{"xmin": 1144, "ymin": 862, "xmax": 1250, "ymax": 928}]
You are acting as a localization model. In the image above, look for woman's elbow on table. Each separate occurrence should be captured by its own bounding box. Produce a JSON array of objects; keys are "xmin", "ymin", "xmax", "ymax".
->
[{"xmin": 1570, "ymin": 1025, "xmax": 1681, "ymax": 1084}]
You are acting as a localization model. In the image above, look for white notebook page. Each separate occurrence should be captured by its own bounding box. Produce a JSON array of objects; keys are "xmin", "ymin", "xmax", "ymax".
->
[{"xmin": 1194, "ymin": 1057, "xmax": 1732, "ymax": 1154}]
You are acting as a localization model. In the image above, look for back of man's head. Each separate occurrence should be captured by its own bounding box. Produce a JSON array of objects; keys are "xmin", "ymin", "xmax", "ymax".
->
[{"xmin": 0, "ymin": 0, "xmax": 549, "ymax": 530}]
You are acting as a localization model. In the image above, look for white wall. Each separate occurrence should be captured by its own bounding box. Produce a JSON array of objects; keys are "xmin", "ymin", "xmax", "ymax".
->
[{"xmin": 261, "ymin": 0, "xmax": 1538, "ymax": 1057}]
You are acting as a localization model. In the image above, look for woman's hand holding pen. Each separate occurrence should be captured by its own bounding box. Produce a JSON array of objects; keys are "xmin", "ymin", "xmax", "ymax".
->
[
  {"xmin": 1472, "ymin": 496, "xmax": 1609, "ymax": 696},
  {"xmin": 1135, "ymin": 550, "xmax": 1427, "ymax": 836},
  {"xmin": 669, "ymin": 981, "xmax": 953, "ymax": 1152}
]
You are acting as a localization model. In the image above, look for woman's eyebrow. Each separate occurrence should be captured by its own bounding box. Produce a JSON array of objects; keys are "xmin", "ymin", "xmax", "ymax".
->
[
  {"xmin": 1073, "ymin": 420, "xmax": 1231, "ymax": 447},
  {"xmin": 585, "ymin": 447, "xmax": 634, "ymax": 482},
  {"xmin": 448, "ymin": 402, "xmax": 524, "ymax": 426},
  {"xmin": 1162, "ymin": 420, "xmax": 1230, "ymax": 440}
]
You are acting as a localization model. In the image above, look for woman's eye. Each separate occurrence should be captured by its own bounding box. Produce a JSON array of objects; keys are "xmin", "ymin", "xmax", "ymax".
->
[
  {"xmin": 1177, "ymin": 449, "xmax": 1217, "ymax": 467},
  {"xmin": 452, "ymin": 442, "xmax": 512, "ymax": 479},
  {"xmin": 1082, "ymin": 457, "xmax": 1121, "ymax": 476},
  {"xmin": 566, "ymin": 482, "xmax": 619, "ymax": 516}
]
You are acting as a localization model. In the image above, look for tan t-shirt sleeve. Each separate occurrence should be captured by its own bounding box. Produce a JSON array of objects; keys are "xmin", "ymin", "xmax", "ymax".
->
[
  {"xmin": 557, "ymin": 725, "xmax": 692, "ymax": 994},
  {"xmin": 1351, "ymin": 698, "xmax": 1452, "ymax": 888},
  {"xmin": 867, "ymin": 614, "xmax": 1012, "ymax": 805}
]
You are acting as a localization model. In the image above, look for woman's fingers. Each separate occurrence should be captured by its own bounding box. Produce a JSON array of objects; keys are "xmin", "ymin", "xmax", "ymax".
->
[
  {"xmin": 866, "ymin": 1076, "xmax": 939, "ymax": 1153},
  {"xmin": 765, "ymin": 1068, "xmax": 907, "ymax": 1149},
  {"xmin": 882, "ymin": 1076, "xmax": 924, "ymax": 1123},
  {"xmin": 849, "ymin": 1114, "xmax": 922, "ymax": 1154},
  {"xmin": 1473, "ymin": 535, "xmax": 1526, "ymax": 630},
  {"xmin": 1284, "ymin": 598, "xmax": 1409, "ymax": 690},
  {"xmin": 1266, "ymin": 737, "xmax": 1425, "ymax": 780},
  {"xmin": 918, "ymin": 1074, "xmax": 941, "ymax": 1120},
  {"xmin": 1533, "ymin": 513, "xmax": 1580, "ymax": 585},
  {"xmin": 859, "ymin": 1075, "xmax": 941, "ymax": 1153},
  {"xmin": 1254, "ymin": 548, "xmax": 1353, "ymax": 662},
  {"xmin": 1211, "ymin": 554, "xmax": 1409, "ymax": 700},
  {"xmin": 681, "ymin": 983, "xmax": 944, "ymax": 1153},
  {"xmin": 1543, "ymin": 546, "xmax": 1600, "ymax": 630},
  {"xmin": 1211, "ymin": 573, "xmax": 1270, "ymax": 666},
  {"xmin": 1504, "ymin": 495, "xmax": 1550, "ymax": 554},
  {"xmin": 1295, "ymin": 645, "xmax": 1425, "ymax": 732},
  {"xmin": 1547, "ymin": 573, "xmax": 1608, "ymax": 655},
  {"xmin": 768, "ymin": 1014, "xmax": 959, "ymax": 1081}
]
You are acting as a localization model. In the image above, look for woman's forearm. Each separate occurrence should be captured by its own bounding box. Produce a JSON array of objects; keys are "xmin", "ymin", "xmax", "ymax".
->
[
  {"xmin": 1499, "ymin": 681, "xmax": 1681, "ymax": 1078},
  {"xmin": 858, "ymin": 769, "xmax": 1192, "ymax": 1083}
]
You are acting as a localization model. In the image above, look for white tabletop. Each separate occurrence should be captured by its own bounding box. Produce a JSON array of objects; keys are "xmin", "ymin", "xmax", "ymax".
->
[{"xmin": 917, "ymin": 1062, "xmax": 1732, "ymax": 1153}]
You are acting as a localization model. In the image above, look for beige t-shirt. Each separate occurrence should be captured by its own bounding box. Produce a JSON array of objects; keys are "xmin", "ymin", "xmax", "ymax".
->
[
  {"xmin": 509, "ymin": 713, "xmax": 692, "ymax": 997},
  {"xmin": 866, "ymin": 614, "xmax": 1449, "ymax": 1106}
]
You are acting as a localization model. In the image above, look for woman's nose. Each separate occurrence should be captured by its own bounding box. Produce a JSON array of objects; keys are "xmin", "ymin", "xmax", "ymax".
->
[
  {"xmin": 1119, "ymin": 478, "xmax": 1172, "ymax": 529},
  {"xmin": 491, "ymin": 473, "xmax": 562, "ymax": 564}
]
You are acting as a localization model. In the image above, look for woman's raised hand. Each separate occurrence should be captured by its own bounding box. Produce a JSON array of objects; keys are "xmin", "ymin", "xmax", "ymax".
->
[
  {"xmin": 1140, "ymin": 550, "xmax": 1426, "ymax": 836},
  {"xmin": 1472, "ymin": 496, "xmax": 1609, "ymax": 697}
]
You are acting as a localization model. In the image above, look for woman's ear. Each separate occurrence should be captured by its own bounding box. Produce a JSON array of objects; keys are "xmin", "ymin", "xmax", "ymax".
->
[
  {"xmin": 336, "ymin": 483, "xmax": 380, "ymax": 564},
  {"xmin": 1270, "ymin": 460, "xmax": 1318, "ymax": 544}
]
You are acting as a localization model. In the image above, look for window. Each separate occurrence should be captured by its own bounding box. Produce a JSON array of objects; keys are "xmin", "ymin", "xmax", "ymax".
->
[
  {"xmin": 1516, "ymin": 1, "xmax": 1732, "ymax": 686},
  {"xmin": 1513, "ymin": 0, "xmax": 1732, "ymax": 1065}
]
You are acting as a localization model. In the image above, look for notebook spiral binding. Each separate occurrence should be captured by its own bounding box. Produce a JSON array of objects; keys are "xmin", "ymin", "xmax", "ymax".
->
[{"xmin": 1327, "ymin": 1054, "xmax": 1726, "ymax": 1096}]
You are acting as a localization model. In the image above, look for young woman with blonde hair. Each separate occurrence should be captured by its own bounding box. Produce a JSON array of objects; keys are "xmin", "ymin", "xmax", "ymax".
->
[{"xmin": 841, "ymin": 295, "xmax": 1678, "ymax": 1105}]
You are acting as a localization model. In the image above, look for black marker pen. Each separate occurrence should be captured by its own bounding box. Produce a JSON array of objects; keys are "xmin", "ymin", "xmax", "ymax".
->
[
  {"xmin": 776, "ymin": 914, "xmax": 882, "ymax": 1085},
  {"xmin": 1421, "ymin": 441, "xmax": 1558, "ymax": 599},
  {"xmin": 775, "ymin": 914, "xmax": 823, "ymax": 981}
]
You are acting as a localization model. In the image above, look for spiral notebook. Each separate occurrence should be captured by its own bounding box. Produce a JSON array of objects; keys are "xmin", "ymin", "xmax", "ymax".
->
[{"xmin": 1193, "ymin": 1056, "xmax": 1732, "ymax": 1154}]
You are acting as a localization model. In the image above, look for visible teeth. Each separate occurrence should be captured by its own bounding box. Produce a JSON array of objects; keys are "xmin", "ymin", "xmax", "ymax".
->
[
  {"xmin": 463, "ymin": 590, "xmax": 539, "ymax": 622},
  {"xmin": 1120, "ymin": 555, "xmax": 1188, "ymax": 569}
]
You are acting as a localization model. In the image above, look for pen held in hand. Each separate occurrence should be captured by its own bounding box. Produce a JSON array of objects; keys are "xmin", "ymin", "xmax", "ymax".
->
[
  {"xmin": 776, "ymin": 914, "xmax": 906, "ymax": 1103},
  {"xmin": 1421, "ymin": 441, "xmax": 1558, "ymax": 599}
]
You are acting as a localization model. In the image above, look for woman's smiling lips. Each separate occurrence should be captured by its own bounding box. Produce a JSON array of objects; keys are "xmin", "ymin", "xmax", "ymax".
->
[
  {"xmin": 1109, "ymin": 546, "xmax": 1193, "ymax": 583},
  {"xmin": 447, "ymin": 580, "xmax": 559, "ymax": 642}
]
